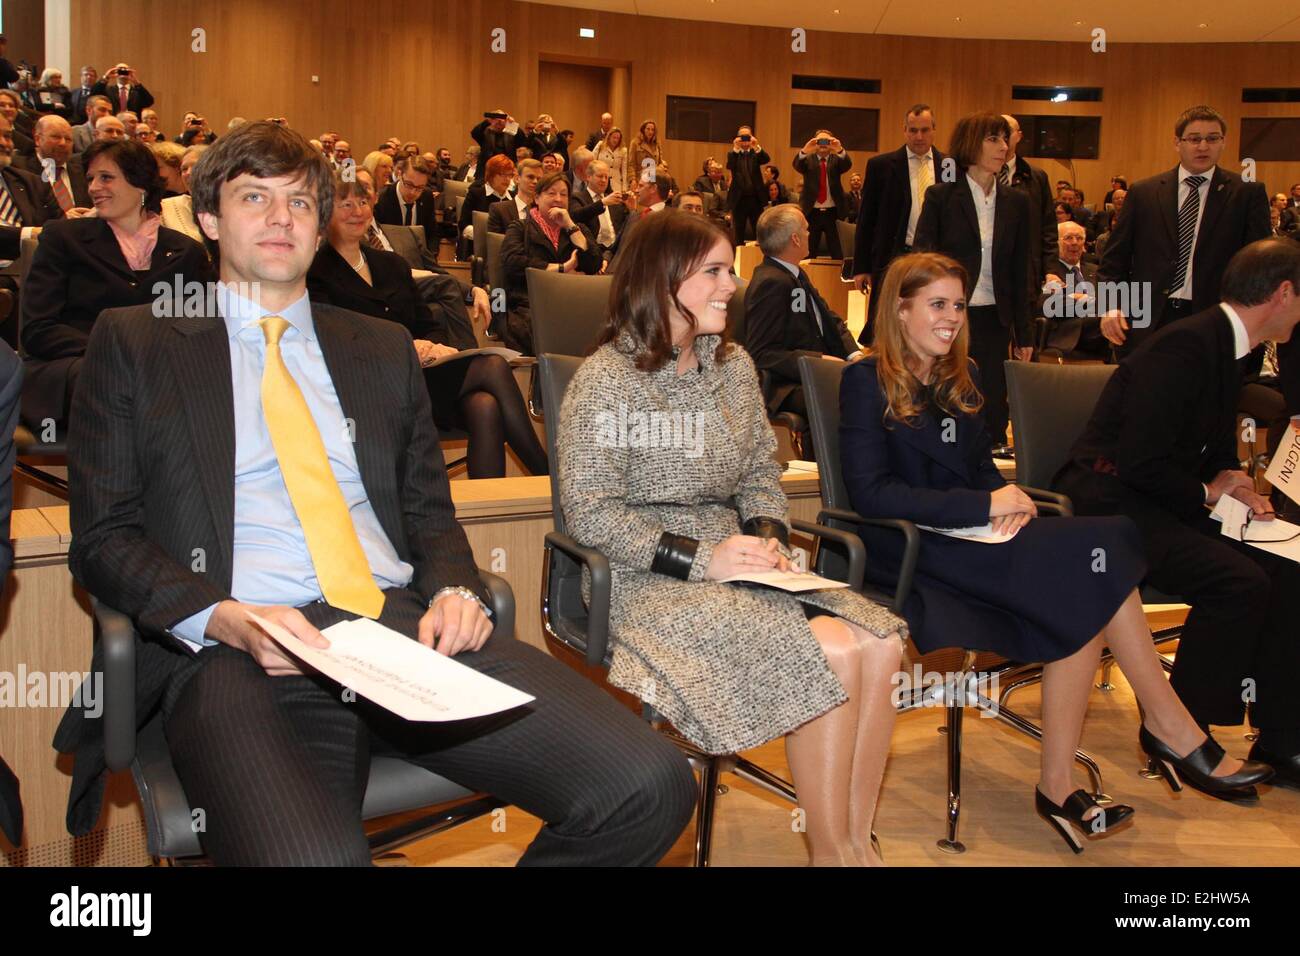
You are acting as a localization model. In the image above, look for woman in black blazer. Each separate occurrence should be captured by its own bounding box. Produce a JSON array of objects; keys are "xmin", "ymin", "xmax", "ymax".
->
[
  {"xmin": 20, "ymin": 138, "xmax": 210, "ymax": 430},
  {"xmin": 456, "ymin": 154, "xmax": 515, "ymax": 259},
  {"xmin": 500, "ymin": 171, "xmax": 600, "ymax": 352},
  {"xmin": 913, "ymin": 112, "xmax": 1031, "ymax": 452},
  {"xmin": 839, "ymin": 252, "xmax": 1272, "ymax": 850},
  {"xmin": 308, "ymin": 174, "xmax": 547, "ymax": 478}
]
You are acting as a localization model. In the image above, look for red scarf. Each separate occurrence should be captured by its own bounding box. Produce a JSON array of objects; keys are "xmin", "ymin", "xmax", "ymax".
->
[{"xmin": 530, "ymin": 206, "xmax": 563, "ymax": 251}]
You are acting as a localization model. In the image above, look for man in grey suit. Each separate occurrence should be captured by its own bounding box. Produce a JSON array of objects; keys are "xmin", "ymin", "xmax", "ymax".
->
[
  {"xmin": 54, "ymin": 120, "xmax": 694, "ymax": 865},
  {"xmin": 70, "ymin": 94, "xmax": 112, "ymax": 153}
]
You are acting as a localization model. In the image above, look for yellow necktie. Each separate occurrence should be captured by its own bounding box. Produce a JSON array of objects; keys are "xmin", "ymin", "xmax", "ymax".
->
[
  {"xmin": 259, "ymin": 315, "xmax": 386, "ymax": 618},
  {"xmin": 915, "ymin": 156, "xmax": 934, "ymax": 208}
]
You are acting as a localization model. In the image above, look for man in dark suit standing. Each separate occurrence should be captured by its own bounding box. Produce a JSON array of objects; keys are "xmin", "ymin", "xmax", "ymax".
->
[
  {"xmin": 725, "ymin": 125, "xmax": 768, "ymax": 245},
  {"xmin": 1099, "ymin": 105, "xmax": 1270, "ymax": 357},
  {"xmin": 54, "ymin": 120, "xmax": 695, "ymax": 864},
  {"xmin": 372, "ymin": 155, "xmax": 437, "ymax": 249},
  {"xmin": 585, "ymin": 112, "xmax": 613, "ymax": 151},
  {"xmin": 470, "ymin": 110, "xmax": 523, "ymax": 181},
  {"xmin": 1001, "ymin": 115, "xmax": 1061, "ymax": 294},
  {"xmin": 851, "ymin": 104, "xmax": 945, "ymax": 344},
  {"xmin": 89, "ymin": 63, "xmax": 154, "ymax": 116},
  {"xmin": 1056, "ymin": 240, "xmax": 1300, "ymax": 792},
  {"xmin": 792, "ymin": 130, "xmax": 852, "ymax": 259},
  {"xmin": 742, "ymin": 204, "xmax": 859, "ymax": 423},
  {"xmin": 68, "ymin": 65, "xmax": 98, "ymax": 124}
]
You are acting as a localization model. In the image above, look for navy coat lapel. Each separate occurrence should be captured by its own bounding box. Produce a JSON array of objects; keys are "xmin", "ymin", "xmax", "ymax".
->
[{"xmin": 890, "ymin": 405, "xmax": 974, "ymax": 480}]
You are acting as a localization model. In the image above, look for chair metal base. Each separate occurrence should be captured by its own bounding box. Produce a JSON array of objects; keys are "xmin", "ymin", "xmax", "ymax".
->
[{"xmin": 659, "ymin": 728, "xmax": 799, "ymax": 868}]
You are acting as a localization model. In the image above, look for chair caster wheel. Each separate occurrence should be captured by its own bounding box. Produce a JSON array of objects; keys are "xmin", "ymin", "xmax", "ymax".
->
[{"xmin": 936, "ymin": 839, "xmax": 966, "ymax": 854}]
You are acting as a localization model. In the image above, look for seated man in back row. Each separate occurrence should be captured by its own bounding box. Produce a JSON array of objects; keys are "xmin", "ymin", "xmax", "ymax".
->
[
  {"xmin": 54, "ymin": 120, "xmax": 695, "ymax": 865},
  {"xmin": 742, "ymin": 203, "xmax": 860, "ymax": 436}
]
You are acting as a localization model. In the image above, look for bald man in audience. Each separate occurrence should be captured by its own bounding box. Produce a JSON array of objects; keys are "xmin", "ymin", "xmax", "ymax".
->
[
  {"xmin": 20, "ymin": 115, "xmax": 91, "ymax": 213},
  {"xmin": 94, "ymin": 115, "xmax": 127, "ymax": 142},
  {"xmin": 585, "ymin": 112, "xmax": 613, "ymax": 151},
  {"xmin": 116, "ymin": 111, "xmax": 138, "ymax": 137}
]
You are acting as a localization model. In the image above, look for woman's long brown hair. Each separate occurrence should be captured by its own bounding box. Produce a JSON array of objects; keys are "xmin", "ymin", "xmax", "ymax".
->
[
  {"xmin": 870, "ymin": 252, "xmax": 983, "ymax": 426},
  {"xmin": 596, "ymin": 210, "xmax": 734, "ymax": 370}
]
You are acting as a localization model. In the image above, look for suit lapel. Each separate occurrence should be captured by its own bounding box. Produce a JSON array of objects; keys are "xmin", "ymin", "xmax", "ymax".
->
[
  {"xmin": 1196, "ymin": 167, "xmax": 1232, "ymax": 250},
  {"xmin": 79, "ymin": 218, "xmax": 136, "ymax": 281},
  {"xmin": 1158, "ymin": 168, "xmax": 1179, "ymax": 247},
  {"xmin": 957, "ymin": 179, "xmax": 980, "ymax": 240},
  {"xmin": 890, "ymin": 409, "xmax": 971, "ymax": 480},
  {"xmin": 169, "ymin": 315, "xmax": 236, "ymax": 573}
]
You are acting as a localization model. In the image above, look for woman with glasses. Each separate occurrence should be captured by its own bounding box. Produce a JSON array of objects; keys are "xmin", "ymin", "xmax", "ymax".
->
[{"xmin": 308, "ymin": 173, "xmax": 548, "ymax": 477}]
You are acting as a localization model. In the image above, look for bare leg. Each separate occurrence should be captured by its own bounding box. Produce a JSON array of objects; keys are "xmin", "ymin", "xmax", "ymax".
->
[
  {"xmin": 846, "ymin": 626, "xmax": 905, "ymax": 866},
  {"xmin": 1039, "ymin": 634, "xmax": 1104, "ymax": 811},
  {"xmin": 1102, "ymin": 589, "xmax": 1243, "ymax": 776},
  {"xmin": 785, "ymin": 616, "xmax": 863, "ymax": 866}
]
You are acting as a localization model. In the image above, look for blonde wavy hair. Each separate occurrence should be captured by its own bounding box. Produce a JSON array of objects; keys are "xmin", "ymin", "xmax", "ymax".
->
[{"xmin": 870, "ymin": 252, "xmax": 983, "ymax": 427}]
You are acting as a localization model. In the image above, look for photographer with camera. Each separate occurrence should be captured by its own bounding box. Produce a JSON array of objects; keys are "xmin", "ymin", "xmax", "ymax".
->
[
  {"xmin": 726, "ymin": 125, "xmax": 768, "ymax": 244},
  {"xmin": 793, "ymin": 130, "xmax": 851, "ymax": 259},
  {"xmin": 470, "ymin": 108, "xmax": 524, "ymax": 181},
  {"xmin": 176, "ymin": 110, "xmax": 216, "ymax": 147},
  {"xmin": 90, "ymin": 62, "xmax": 153, "ymax": 115}
]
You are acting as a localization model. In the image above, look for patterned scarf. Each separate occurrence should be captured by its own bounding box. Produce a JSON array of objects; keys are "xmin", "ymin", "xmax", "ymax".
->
[{"xmin": 530, "ymin": 205, "xmax": 563, "ymax": 251}]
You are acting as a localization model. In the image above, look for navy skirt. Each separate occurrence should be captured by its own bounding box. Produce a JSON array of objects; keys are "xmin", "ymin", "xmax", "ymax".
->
[{"xmin": 862, "ymin": 515, "xmax": 1146, "ymax": 663}]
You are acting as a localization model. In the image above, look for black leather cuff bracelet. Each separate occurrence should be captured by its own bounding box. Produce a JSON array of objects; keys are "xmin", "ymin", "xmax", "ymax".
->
[
  {"xmin": 742, "ymin": 516, "xmax": 790, "ymax": 548},
  {"xmin": 651, "ymin": 532, "xmax": 700, "ymax": 580}
]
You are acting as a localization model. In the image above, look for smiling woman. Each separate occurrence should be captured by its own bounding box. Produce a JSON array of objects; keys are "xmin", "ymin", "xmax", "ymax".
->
[{"xmin": 19, "ymin": 137, "xmax": 212, "ymax": 430}]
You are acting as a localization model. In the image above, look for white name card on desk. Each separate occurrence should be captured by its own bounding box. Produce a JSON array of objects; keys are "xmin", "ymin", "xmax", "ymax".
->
[
  {"xmin": 248, "ymin": 612, "xmax": 534, "ymax": 722},
  {"xmin": 1265, "ymin": 424, "xmax": 1300, "ymax": 506}
]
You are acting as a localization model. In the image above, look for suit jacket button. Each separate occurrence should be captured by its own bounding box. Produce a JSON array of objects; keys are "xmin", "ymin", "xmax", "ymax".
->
[{"xmin": 128, "ymin": 280, "xmax": 136, "ymax": 287}]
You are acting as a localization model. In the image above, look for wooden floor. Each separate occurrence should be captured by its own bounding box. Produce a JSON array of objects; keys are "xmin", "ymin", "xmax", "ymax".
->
[{"xmin": 394, "ymin": 626, "xmax": 1300, "ymax": 867}]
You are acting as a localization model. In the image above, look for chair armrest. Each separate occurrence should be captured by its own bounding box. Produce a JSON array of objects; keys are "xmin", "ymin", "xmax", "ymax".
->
[
  {"xmin": 477, "ymin": 569, "xmax": 515, "ymax": 640},
  {"xmin": 790, "ymin": 519, "xmax": 865, "ymax": 590},
  {"xmin": 1020, "ymin": 485, "xmax": 1072, "ymax": 517},
  {"xmin": 92, "ymin": 599, "xmax": 137, "ymax": 773},
  {"xmin": 817, "ymin": 507, "xmax": 920, "ymax": 612},
  {"xmin": 544, "ymin": 531, "xmax": 611, "ymax": 667}
]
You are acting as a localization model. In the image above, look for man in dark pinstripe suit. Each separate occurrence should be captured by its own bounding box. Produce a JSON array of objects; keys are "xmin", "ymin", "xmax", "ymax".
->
[{"xmin": 54, "ymin": 121, "xmax": 694, "ymax": 866}]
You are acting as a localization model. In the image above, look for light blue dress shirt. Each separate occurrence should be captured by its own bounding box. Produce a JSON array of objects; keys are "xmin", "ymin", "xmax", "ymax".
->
[{"xmin": 170, "ymin": 283, "xmax": 413, "ymax": 650}]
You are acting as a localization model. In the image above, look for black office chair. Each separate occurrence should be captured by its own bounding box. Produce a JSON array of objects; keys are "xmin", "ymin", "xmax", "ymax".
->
[
  {"xmin": 471, "ymin": 210, "xmax": 489, "ymax": 286},
  {"xmin": 836, "ymin": 220, "xmax": 856, "ymax": 279},
  {"xmin": 798, "ymin": 354, "xmax": 1103, "ymax": 852},
  {"xmin": 97, "ymin": 570, "xmax": 516, "ymax": 865},
  {"xmin": 537, "ymin": 352, "xmax": 872, "ymax": 866},
  {"xmin": 1004, "ymin": 360, "xmax": 1183, "ymax": 702}
]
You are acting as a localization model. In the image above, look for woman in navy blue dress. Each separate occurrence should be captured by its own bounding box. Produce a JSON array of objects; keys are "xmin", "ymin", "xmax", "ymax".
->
[{"xmin": 840, "ymin": 252, "xmax": 1272, "ymax": 851}]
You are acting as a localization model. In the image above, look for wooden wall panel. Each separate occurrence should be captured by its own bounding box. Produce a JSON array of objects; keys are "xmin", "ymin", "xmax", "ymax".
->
[
  {"xmin": 2, "ymin": 0, "xmax": 45, "ymax": 68},
  {"xmin": 68, "ymin": 0, "xmax": 1300, "ymax": 205}
]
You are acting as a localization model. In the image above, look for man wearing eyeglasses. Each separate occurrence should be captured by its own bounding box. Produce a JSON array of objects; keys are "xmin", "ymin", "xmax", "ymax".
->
[
  {"xmin": 1098, "ymin": 105, "xmax": 1270, "ymax": 358},
  {"xmin": 373, "ymin": 155, "xmax": 437, "ymax": 251}
]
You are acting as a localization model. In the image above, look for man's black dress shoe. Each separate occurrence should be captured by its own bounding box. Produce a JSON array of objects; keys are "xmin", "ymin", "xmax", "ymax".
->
[{"xmin": 1247, "ymin": 742, "xmax": 1300, "ymax": 791}]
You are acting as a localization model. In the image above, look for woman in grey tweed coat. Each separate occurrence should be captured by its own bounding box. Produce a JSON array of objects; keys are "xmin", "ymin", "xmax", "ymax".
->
[{"xmin": 558, "ymin": 210, "xmax": 907, "ymax": 866}]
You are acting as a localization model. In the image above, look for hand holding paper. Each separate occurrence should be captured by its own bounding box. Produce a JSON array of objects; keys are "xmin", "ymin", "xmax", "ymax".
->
[{"xmin": 248, "ymin": 611, "xmax": 534, "ymax": 721}]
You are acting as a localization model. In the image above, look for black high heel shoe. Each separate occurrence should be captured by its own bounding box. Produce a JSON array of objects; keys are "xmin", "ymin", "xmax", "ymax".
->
[
  {"xmin": 1139, "ymin": 725, "xmax": 1274, "ymax": 801},
  {"xmin": 1035, "ymin": 788, "xmax": 1134, "ymax": 854}
]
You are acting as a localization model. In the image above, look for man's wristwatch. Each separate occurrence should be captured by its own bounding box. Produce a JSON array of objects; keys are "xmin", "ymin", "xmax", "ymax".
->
[{"xmin": 429, "ymin": 586, "xmax": 492, "ymax": 619}]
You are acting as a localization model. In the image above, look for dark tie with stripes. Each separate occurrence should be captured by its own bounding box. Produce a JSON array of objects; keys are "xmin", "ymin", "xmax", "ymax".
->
[{"xmin": 1171, "ymin": 175, "xmax": 1206, "ymax": 294}]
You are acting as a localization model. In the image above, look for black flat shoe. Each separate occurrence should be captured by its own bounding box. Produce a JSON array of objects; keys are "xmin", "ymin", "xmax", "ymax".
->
[
  {"xmin": 1140, "ymin": 725, "xmax": 1274, "ymax": 800},
  {"xmin": 1247, "ymin": 742, "xmax": 1300, "ymax": 791},
  {"xmin": 1035, "ymin": 787, "xmax": 1135, "ymax": 854}
]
